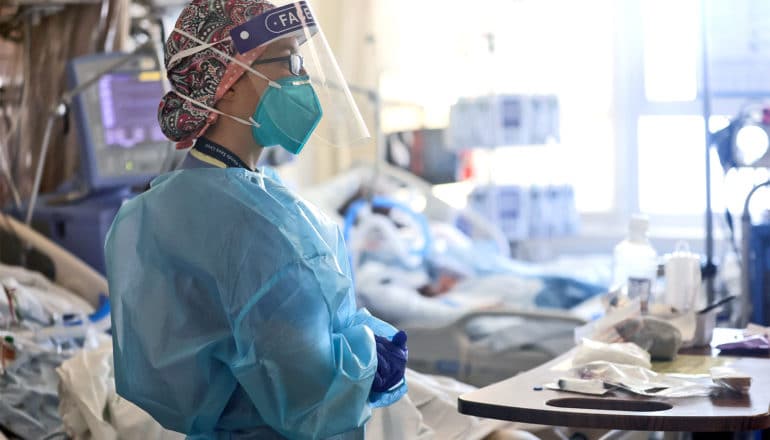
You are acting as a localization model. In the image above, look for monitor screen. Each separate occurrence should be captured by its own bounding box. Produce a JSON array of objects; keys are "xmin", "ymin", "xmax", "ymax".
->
[{"xmin": 69, "ymin": 53, "xmax": 171, "ymax": 190}]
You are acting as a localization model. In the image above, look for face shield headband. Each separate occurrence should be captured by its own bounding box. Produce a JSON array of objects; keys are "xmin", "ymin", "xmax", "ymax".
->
[{"xmin": 228, "ymin": 1, "xmax": 318, "ymax": 55}]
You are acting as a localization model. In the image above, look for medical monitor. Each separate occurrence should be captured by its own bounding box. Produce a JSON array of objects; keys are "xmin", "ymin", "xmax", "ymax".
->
[{"xmin": 68, "ymin": 52, "xmax": 170, "ymax": 191}]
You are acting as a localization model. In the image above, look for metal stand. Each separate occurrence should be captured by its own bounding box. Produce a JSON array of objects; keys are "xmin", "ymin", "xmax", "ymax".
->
[{"xmin": 701, "ymin": 0, "xmax": 718, "ymax": 304}]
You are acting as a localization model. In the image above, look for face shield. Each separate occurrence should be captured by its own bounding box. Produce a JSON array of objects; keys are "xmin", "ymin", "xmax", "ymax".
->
[{"xmin": 229, "ymin": 1, "xmax": 370, "ymax": 149}]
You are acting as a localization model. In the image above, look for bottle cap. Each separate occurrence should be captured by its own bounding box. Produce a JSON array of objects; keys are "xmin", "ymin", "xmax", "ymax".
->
[{"xmin": 629, "ymin": 213, "xmax": 649, "ymax": 234}]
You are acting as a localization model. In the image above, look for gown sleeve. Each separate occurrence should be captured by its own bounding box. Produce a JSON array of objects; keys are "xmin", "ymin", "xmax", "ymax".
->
[{"xmin": 228, "ymin": 252, "xmax": 404, "ymax": 440}]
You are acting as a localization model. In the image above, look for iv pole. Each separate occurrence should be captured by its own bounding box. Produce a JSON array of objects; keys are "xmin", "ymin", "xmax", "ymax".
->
[{"xmin": 700, "ymin": 0, "xmax": 717, "ymax": 304}]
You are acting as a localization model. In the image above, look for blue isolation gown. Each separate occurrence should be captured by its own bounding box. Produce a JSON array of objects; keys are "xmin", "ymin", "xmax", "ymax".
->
[{"xmin": 105, "ymin": 157, "xmax": 406, "ymax": 439}]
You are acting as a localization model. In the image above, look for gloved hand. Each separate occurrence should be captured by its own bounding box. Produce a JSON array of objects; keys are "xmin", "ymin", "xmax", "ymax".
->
[{"xmin": 371, "ymin": 330, "xmax": 408, "ymax": 393}]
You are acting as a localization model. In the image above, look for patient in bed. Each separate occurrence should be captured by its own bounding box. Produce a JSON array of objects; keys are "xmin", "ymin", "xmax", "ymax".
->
[{"xmin": 340, "ymin": 195, "xmax": 606, "ymax": 328}]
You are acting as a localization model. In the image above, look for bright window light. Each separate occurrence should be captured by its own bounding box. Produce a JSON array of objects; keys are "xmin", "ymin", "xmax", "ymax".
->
[
  {"xmin": 374, "ymin": 0, "xmax": 616, "ymax": 213},
  {"xmin": 641, "ymin": 0, "xmax": 699, "ymax": 102},
  {"xmin": 724, "ymin": 167, "xmax": 770, "ymax": 218},
  {"xmin": 638, "ymin": 115, "xmax": 706, "ymax": 214},
  {"xmin": 735, "ymin": 125, "xmax": 770, "ymax": 165}
]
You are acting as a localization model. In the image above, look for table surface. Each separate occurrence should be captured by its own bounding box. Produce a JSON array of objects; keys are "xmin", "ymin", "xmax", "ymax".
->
[{"xmin": 458, "ymin": 328, "xmax": 770, "ymax": 432}]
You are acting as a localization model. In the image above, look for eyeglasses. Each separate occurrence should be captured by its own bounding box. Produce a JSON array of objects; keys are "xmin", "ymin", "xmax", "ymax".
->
[{"xmin": 253, "ymin": 53, "xmax": 304, "ymax": 76}]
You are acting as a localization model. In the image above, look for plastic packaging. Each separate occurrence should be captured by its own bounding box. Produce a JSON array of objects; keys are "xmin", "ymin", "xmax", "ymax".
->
[
  {"xmin": 614, "ymin": 316, "xmax": 683, "ymax": 360},
  {"xmin": 689, "ymin": 308, "xmax": 717, "ymax": 347},
  {"xmin": 716, "ymin": 334, "xmax": 770, "ymax": 356},
  {"xmin": 611, "ymin": 214, "xmax": 658, "ymax": 312},
  {"xmin": 572, "ymin": 338, "xmax": 652, "ymax": 369},
  {"xmin": 574, "ymin": 297, "xmax": 642, "ymax": 344},
  {"xmin": 571, "ymin": 361, "xmax": 713, "ymax": 398},
  {"xmin": 710, "ymin": 367, "xmax": 751, "ymax": 394}
]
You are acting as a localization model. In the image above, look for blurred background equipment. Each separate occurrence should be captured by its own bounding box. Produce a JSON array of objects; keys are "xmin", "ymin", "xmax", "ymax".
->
[
  {"xmin": 447, "ymin": 94, "xmax": 560, "ymax": 150},
  {"xmin": 0, "ymin": 0, "xmax": 180, "ymax": 274},
  {"xmin": 712, "ymin": 107, "xmax": 770, "ymax": 327},
  {"xmin": 11, "ymin": 50, "xmax": 173, "ymax": 274},
  {"xmin": 466, "ymin": 184, "xmax": 578, "ymax": 243},
  {"xmin": 385, "ymin": 128, "xmax": 459, "ymax": 185},
  {"xmin": 714, "ymin": 105, "xmax": 770, "ymax": 171}
]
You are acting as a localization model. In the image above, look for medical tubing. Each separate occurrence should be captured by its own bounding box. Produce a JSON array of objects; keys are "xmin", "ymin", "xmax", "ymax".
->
[
  {"xmin": 0, "ymin": 136, "xmax": 21, "ymax": 209},
  {"xmin": 701, "ymin": 0, "xmax": 716, "ymax": 304},
  {"xmin": 3, "ymin": 284, "xmax": 18, "ymax": 325},
  {"xmin": 342, "ymin": 196, "xmax": 432, "ymax": 258},
  {"xmin": 24, "ymin": 110, "xmax": 57, "ymax": 226},
  {"xmin": 63, "ymin": 294, "xmax": 110, "ymax": 326},
  {"xmin": 15, "ymin": 295, "xmax": 110, "ymax": 342},
  {"xmin": 20, "ymin": 314, "xmax": 111, "ymax": 342},
  {"xmin": 350, "ymin": 214, "xmax": 417, "ymax": 269}
]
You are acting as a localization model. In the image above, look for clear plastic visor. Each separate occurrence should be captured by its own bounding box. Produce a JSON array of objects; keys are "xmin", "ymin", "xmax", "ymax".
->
[{"xmin": 230, "ymin": 0, "xmax": 370, "ymax": 148}]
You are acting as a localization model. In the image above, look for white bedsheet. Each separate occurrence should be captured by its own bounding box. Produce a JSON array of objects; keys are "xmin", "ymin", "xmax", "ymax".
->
[
  {"xmin": 0, "ymin": 263, "xmax": 94, "ymax": 325},
  {"xmin": 57, "ymin": 339, "xmax": 537, "ymax": 440}
]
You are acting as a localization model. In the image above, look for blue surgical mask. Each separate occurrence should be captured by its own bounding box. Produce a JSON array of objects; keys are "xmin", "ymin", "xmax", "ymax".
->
[{"xmin": 251, "ymin": 75, "xmax": 322, "ymax": 155}]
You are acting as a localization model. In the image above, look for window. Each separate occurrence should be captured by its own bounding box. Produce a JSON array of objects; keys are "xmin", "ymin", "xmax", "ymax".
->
[
  {"xmin": 634, "ymin": 0, "xmax": 770, "ymax": 227},
  {"xmin": 373, "ymin": 0, "xmax": 770, "ymax": 234},
  {"xmin": 374, "ymin": 0, "xmax": 617, "ymax": 213},
  {"xmin": 641, "ymin": 0, "xmax": 698, "ymax": 102}
]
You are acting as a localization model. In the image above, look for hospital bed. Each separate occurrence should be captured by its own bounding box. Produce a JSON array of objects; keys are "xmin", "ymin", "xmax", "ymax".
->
[
  {"xmin": 0, "ymin": 214, "xmax": 108, "ymax": 438},
  {"xmin": 0, "ymin": 214, "xmax": 107, "ymax": 306},
  {"xmin": 302, "ymin": 163, "xmax": 609, "ymax": 387},
  {"xmin": 405, "ymin": 308, "xmax": 585, "ymax": 387}
]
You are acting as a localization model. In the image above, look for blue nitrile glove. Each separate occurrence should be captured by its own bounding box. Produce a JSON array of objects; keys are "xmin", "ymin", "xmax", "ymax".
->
[{"xmin": 371, "ymin": 330, "xmax": 408, "ymax": 393}]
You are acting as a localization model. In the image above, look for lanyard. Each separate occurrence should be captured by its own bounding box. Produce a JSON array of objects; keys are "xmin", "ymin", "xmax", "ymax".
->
[{"xmin": 192, "ymin": 137, "xmax": 253, "ymax": 171}]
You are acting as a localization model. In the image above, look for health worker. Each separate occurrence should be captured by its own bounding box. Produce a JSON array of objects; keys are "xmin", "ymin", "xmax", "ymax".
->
[{"xmin": 104, "ymin": 1, "xmax": 408, "ymax": 439}]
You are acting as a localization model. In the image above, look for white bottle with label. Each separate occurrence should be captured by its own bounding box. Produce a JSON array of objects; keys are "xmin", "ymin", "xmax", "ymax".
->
[{"xmin": 611, "ymin": 214, "xmax": 658, "ymax": 312}]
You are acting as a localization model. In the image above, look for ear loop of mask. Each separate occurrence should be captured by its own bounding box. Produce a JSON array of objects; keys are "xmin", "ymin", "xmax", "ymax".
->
[
  {"xmin": 171, "ymin": 27, "xmax": 282, "ymax": 90},
  {"xmin": 172, "ymin": 90, "xmax": 261, "ymax": 128}
]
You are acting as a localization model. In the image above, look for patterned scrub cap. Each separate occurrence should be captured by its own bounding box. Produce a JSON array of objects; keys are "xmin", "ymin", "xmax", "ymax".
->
[{"xmin": 158, "ymin": 0, "xmax": 275, "ymax": 148}]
